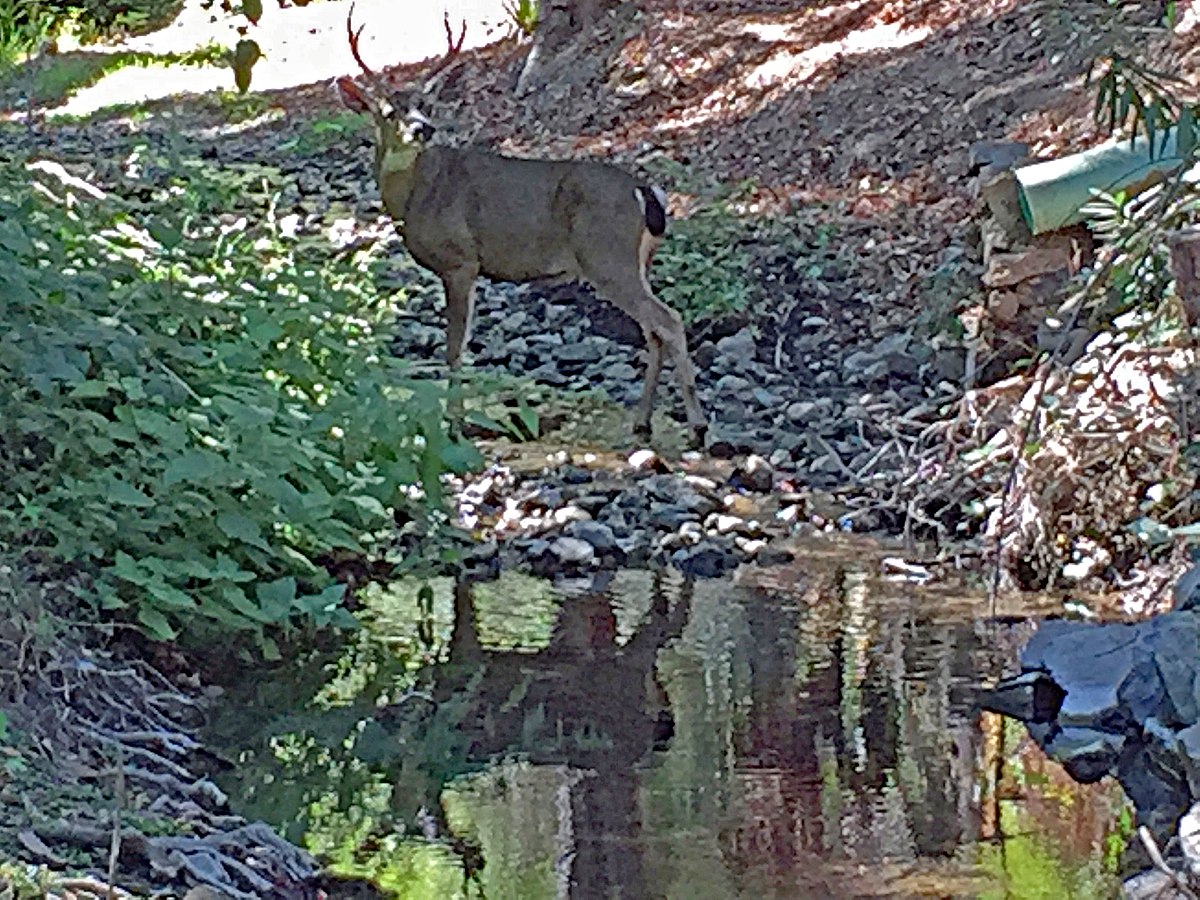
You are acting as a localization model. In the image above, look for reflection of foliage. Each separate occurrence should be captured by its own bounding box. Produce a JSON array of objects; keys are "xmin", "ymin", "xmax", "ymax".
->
[
  {"xmin": 978, "ymin": 816, "xmax": 1118, "ymax": 900},
  {"xmin": 443, "ymin": 764, "xmax": 560, "ymax": 900}
]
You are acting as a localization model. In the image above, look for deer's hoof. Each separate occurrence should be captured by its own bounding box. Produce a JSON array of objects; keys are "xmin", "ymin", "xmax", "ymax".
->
[
  {"xmin": 685, "ymin": 424, "xmax": 708, "ymax": 451},
  {"xmin": 632, "ymin": 421, "xmax": 653, "ymax": 443}
]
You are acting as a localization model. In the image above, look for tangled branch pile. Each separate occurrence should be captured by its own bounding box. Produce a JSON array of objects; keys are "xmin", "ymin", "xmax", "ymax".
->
[{"xmin": 0, "ymin": 568, "xmax": 328, "ymax": 899}]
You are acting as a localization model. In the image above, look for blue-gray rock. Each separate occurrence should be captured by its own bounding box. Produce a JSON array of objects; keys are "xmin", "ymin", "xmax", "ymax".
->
[
  {"xmin": 1145, "ymin": 613, "xmax": 1200, "ymax": 725},
  {"xmin": 671, "ymin": 540, "xmax": 739, "ymax": 578},
  {"xmin": 650, "ymin": 503, "xmax": 700, "ymax": 529},
  {"xmin": 715, "ymin": 328, "xmax": 756, "ymax": 361},
  {"xmin": 1037, "ymin": 726, "xmax": 1125, "ymax": 784},
  {"xmin": 979, "ymin": 671, "xmax": 1065, "ymax": 723},
  {"xmin": 549, "ymin": 536, "xmax": 595, "ymax": 566},
  {"xmin": 565, "ymin": 519, "xmax": 617, "ymax": 553},
  {"xmin": 752, "ymin": 388, "xmax": 784, "ymax": 408},
  {"xmin": 1021, "ymin": 620, "xmax": 1138, "ymax": 730},
  {"xmin": 1176, "ymin": 564, "xmax": 1200, "ymax": 611}
]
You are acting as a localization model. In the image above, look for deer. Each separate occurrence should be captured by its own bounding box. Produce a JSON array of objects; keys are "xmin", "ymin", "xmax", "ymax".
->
[{"xmin": 334, "ymin": 7, "xmax": 708, "ymax": 447}]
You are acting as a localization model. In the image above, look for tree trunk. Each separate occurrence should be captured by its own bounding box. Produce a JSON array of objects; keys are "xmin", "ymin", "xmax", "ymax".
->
[{"xmin": 515, "ymin": 0, "xmax": 624, "ymax": 97}]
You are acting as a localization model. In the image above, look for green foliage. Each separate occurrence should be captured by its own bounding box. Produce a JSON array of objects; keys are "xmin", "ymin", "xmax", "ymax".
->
[
  {"xmin": 0, "ymin": 1, "xmax": 58, "ymax": 68},
  {"xmin": 0, "ymin": 0, "xmax": 183, "ymax": 68},
  {"xmin": 280, "ymin": 112, "xmax": 370, "ymax": 155},
  {"xmin": 0, "ymin": 155, "xmax": 480, "ymax": 646},
  {"xmin": 2, "ymin": 43, "xmax": 226, "ymax": 109},
  {"xmin": 1087, "ymin": 53, "xmax": 1186, "ymax": 154},
  {"xmin": 1065, "ymin": 56, "xmax": 1200, "ymax": 333},
  {"xmin": 655, "ymin": 189, "xmax": 832, "ymax": 324},
  {"xmin": 502, "ymin": 0, "xmax": 540, "ymax": 37}
]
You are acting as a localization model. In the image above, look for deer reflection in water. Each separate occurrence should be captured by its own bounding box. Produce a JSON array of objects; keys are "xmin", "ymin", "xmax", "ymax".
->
[{"xmin": 387, "ymin": 570, "xmax": 692, "ymax": 898}]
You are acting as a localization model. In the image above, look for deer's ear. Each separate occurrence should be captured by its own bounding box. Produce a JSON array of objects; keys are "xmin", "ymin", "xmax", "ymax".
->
[{"xmin": 335, "ymin": 77, "xmax": 373, "ymax": 114}]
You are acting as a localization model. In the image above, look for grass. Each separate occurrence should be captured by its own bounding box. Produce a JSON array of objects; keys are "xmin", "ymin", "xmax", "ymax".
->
[{"xmin": 1, "ymin": 43, "xmax": 226, "ymax": 109}]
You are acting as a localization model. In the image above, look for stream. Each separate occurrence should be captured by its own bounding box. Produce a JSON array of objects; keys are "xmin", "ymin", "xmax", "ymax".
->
[{"xmin": 204, "ymin": 538, "xmax": 1131, "ymax": 899}]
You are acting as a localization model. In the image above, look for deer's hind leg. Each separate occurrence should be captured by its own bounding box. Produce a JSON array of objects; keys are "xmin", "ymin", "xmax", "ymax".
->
[
  {"xmin": 634, "ymin": 332, "xmax": 664, "ymax": 440},
  {"xmin": 589, "ymin": 269, "xmax": 708, "ymax": 445}
]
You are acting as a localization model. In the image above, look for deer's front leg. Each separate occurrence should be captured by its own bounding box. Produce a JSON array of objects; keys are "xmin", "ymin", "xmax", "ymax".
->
[{"xmin": 441, "ymin": 267, "xmax": 478, "ymax": 430}]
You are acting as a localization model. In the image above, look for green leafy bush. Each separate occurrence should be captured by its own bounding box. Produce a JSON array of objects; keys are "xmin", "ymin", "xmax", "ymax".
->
[
  {"xmin": 655, "ymin": 191, "xmax": 833, "ymax": 324},
  {"xmin": 0, "ymin": 156, "xmax": 477, "ymax": 648}
]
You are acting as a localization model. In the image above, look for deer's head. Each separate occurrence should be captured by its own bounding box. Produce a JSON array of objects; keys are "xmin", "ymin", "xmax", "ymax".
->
[
  {"xmin": 336, "ymin": 76, "xmax": 434, "ymax": 182},
  {"xmin": 336, "ymin": 4, "xmax": 463, "ymax": 189}
]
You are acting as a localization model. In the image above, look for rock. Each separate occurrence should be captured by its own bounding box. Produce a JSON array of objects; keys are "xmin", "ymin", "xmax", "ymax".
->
[
  {"xmin": 628, "ymin": 449, "xmax": 669, "ymax": 472},
  {"xmin": 769, "ymin": 448, "xmax": 792, "ymax": 469},
  {"xmin": 786, "ymin": 400, "xmax": 818, "ymax": 421},
  {"xmin": 557, "ymin": 339, "xmax": 606, "ymax": 364},
  {"xmin": 799, "ymin": 315, "xmax": 828, "ymax": 329},
  {"xmin": 731, "ymin": 454, "xmax": 774, "ymax": 492},
  {"xmin": 751, "ymin": 387, "xmax": 784, "ymax": 408},
  {"xmin": 1021, "ymin": 620, "xmax": 1137, "ymax": 728},
  {"xmin": 678, "ymin": 490, "xmax": 720, "ymax": 518},
  {"xmin": 671, "ymin": 540, "xmax": 739, "ymax": 578},
  {"xmin": 549, "ymin": 536, "xmax": 595, "ymax": 566},
  {"xmin": 710, "ymin": 514, "xmax": 745, "ymax": 535},
  {"xmin": 565, "ymin": 519, "xmax": 617, "ymax": 553},
  {"xmin": 1176, "ymin": 563, "xmax": 1200, "ymax": 610},
  {"xmin": 649, "ymin": 502, "xmax": 700, "ymax": 529},
  {"xmin": 552, "ymin": 505, "xmax": 591, "ymax": 525},
  {"xmin": 692, "ymin": 342, "xmax": 719, "ymax": 369},
  {"xmin": 983, "ymin": 246, "xmax": 1075, "ymax": 289},
  {"xmin": 969, "ymin": 139, "xmax": 1030, "ymax": 174},
  {"xmin": 715, "ymin": 327, "xmax": 756, "ymax": 362},
  {"xmin": 559, "ymin": 466, "xmax": 593, "ymax": 485},
  {"xmin": 528, "ymin": 363, "xmax": 568, "ymax": 386},
  {"xmin": 714, "ymin": 374, "xmax": 753, "ymax": 396},
  {"xmin": 573, "ymin": 492, "xmax": 615, "ymax": 515},
  {"xmin": 604, "ymin": 361, "xmax": 637, "ymax": 382},
  {"xmin": 1179, "ymin": 803, "xmax": 1200, "ymax": 874},
  {"xmin": 1039, "ymin": 726, "xmax": 1126, "ymax": 784},
  {"xmin": 1122, "ymin": 869, "xmax": 1187, "ymax": 900},
  {"xmin": 615, "ymin": 532, "xmax": 650, "ymax": 563},
  {"xmin": 978, "ymin": 671, "xmax": 1066, "ymax": 724},
  {"xmin": 756, "ymin": 545, "xmax": 795, "ymax": 566},
  {"xmin": 504, "ymin": 336, "xmax": 530, "ymax": 355}
]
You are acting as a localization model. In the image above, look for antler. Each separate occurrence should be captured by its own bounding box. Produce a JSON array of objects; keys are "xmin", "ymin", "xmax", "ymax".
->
[
  {"xmin": 422, "ymin": 12, "xmax": 467, "ymax": 99},
  {"xmin": 344, "ymin": 4, "xmax": 467, "ymax": 104}
]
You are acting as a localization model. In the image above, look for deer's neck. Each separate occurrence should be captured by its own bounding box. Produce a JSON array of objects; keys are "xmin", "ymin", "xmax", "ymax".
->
[{"xmin": 376, "ymin": 143, "xmax": 423, "ymax": 220}]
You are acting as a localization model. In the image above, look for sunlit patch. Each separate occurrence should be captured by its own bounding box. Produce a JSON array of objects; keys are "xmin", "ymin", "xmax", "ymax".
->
[{"xmin": 745, "ymin": 19, "xmax": 933, "ymax": 91}]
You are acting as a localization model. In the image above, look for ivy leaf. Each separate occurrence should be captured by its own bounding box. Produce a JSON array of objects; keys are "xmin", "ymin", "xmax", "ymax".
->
[
  {"xmin": 256, "ymin": 577, "xmax": 297, "ymax": 620},
  {"xmin": 232, "ymin": 39, "xmax": 263, "ymax": 94},
  {"xmin": 294, "ymin": 583, "xmax": 346, "ymax": 617},
  {"xmin": 147, "ymin": 580, "xmax": 196, "ymax": 610},
  {"xmin": 137, "ymin": 606, "xmax": 176, "ymax": 641},
  {"xmin": 163, "ymin": 450, "xmax": 222, "ymax": 487},
  {"xmin": 109, "ymin": 479, "xmax": 154, "ymax": 507},
  {"xmin": 212, "ymin": 552, "xmax": 256, "ymax": 583},
  {"xmin": 216, "ymin": 511, "xmax": 270, "ymax": 550},
  {"xmin": 69, "ymin": 380, "xmax": 111, "ymax": 399}
]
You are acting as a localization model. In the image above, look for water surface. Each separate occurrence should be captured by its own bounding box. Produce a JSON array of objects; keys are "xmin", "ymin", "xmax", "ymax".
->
[{"xmin": 207, "ymin": 539, "xmax": 1131, "ymax": 898}]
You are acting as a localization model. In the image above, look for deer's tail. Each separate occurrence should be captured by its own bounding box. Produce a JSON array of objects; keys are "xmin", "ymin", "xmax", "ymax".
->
[{"xmin": 635, "ymin": 185, "xmax": 669, "ymax": 238}]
